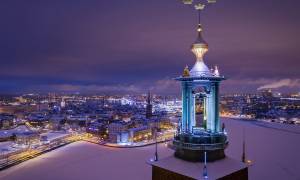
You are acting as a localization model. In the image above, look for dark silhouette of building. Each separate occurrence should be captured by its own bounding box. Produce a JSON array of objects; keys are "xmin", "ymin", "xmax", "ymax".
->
[{"xmin": 146, "ymin": 91, "xmax": 153, "ymax": 119}]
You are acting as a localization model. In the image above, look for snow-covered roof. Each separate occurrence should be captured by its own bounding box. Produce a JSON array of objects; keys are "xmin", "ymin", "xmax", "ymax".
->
[{"xmin": 149, "ymin": 156, "xmax": 246, "ymax": 179}]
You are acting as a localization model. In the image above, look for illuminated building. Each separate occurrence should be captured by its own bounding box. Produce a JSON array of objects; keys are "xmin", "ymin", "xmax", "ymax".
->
[
  {"xmin": 60, "ymin": 98, "xmax": 66, "ymax": 108},
  {"xmin": 15, "ymin": 131, "xmax": 40, "ymax": 146},
  {"xmin": 108, "ymin": 121, "xmax": 129, "ymax": 143},
  {"xmin": 108, "ymin": 121, "xmax": 152, "ymax": 144},
  {"xmin": 173, "ymin": 1, "xmax": 227, "ymax": 162},
  {"xmin": 0, "ymin": 114, "xmax": 15, "ymax": 130},
  {"xmin": 66, "ymin": 115, "xmax": 88, "ymax": 127},
  {"xmin": 129, "ymin": 126, "xmax": 152, "ymax": 143}
]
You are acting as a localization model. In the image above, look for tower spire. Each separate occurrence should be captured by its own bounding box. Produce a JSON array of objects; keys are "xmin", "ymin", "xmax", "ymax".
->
[
  {"xmin": 146, "ymin": 91, "xmax": 153, "ymax": 119},
  {"xmin": 190, "ymin": 2, "xmax": 211, "ymax": 77},
  {"xmin": 147, "ymin": 91, "xmax": 151, "ymax": 104},
  {"xmin": 181, "ymin": 1, "xmax": 218, "ymax": 78},
  {"xmin": 194, "ymin": 4, "xmax": 208, "ymax": 46}
]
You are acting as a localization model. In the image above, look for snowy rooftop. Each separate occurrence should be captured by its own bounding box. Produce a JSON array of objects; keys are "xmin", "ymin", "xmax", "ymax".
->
[
  {"xmin": 0, "ymin": 118, "xmax": 300, "ymax": 180},
  {"xmin": 149, "ymin": 156, "xmax": 247, "ymax": 179},
  {"xmin": 0, "ymin": 125, "xmax": 33, "ymax": 138}
]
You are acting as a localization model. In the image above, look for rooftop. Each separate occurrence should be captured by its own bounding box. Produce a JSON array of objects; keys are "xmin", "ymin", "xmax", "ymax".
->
[{"xmin": 149, "ymin": 156, "xmax": 247, "ymax": 179}]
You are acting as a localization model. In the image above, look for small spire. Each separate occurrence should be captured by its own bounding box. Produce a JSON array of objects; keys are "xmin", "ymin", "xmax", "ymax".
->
[
  {"xmin": 147, "ymin": 91, "xmax": 151, "ymax": 104},
  {"xmin": 214, "ymin": 66, "xmax": 220, "ymax": 76},
  {"xmin": 222, "ymin": 122, "xmax": 225, "ymax": 132},
  {"xmin": 190, "ymin": 6, "xmax": 209, "ymax": 64},
  {"xmin": 146, "ymin": 91, "xmax": 153, "ymax": 119},
  {"xmin": 183, "ymin": 66, "xmax": 190, "ymax": 77}
]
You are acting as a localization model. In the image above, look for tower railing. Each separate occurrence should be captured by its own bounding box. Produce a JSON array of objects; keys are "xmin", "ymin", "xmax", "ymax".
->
[{"xmin": 173, "ymin": 140, "xmax": 228, "ymax": 151}]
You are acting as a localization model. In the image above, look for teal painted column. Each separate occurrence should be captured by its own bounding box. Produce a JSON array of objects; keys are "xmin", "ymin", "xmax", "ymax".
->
[
  {"xmin": 205, "ymin": 83, "xmax": 220, "ymax": 133},
  {"xmin": 190, "ymin": 93, "xmax": 196, "ymax": 132},
  {"xmin": 214, "ymin": 82, "xmax": 220, "ymax": 132},
  {"xmin": 181, "ymin": 82, "xmax": 188, "ymax": 133},
  {"xmin": 181, "ymin": 82, "xmax": 194, "ymax": 133},
  {"xmin": 205, "ymin": 89, "xmax": 214, "ymax": 132},
  {"xmin": 203, "ymin": 96, "xmax": 207, "ymax": 130}
]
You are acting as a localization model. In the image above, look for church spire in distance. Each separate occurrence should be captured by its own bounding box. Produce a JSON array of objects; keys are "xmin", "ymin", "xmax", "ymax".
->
[{"xmin": 146, "ymin": 91, "xmax": 153, "ymax": 119}]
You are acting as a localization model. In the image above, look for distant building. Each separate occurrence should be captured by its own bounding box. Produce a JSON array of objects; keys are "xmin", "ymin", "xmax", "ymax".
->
[
  {"xmin": 66, "ymin": 115, "xmax": 88, "ymax": 127},
  {"xmin": 87, "ymin": 122, "xmax": 107, "ymax": 137},
  {"xmin": 61, "ymin": 98, "xmax": 66, "ymax": 108},
  {"xmin": 108, "ymin": 121, "xmax": 130, "ymax": 143},
  {"xmin": 27, "ymin": 113, "xmax": 49, "ymax": 127},
  {"xmin": 0, "ymin": 113, "xmax": 15, "ymax": 129},
  {"xmin": 148, "ymin": 118, "xmax": 172, "ymax": 130},
  {"xmin": 129, "ymin": 126, "xmax": 152, "ymax": 143},
  {"xmin": 15, "ymin": 131, "xmax": 40, "ymax": 146},
  {"xmin": 37, "ymin": 103, "xmax": 49, "ymax": 112},
  {"xmin": 108, "ymin": 121, "xmax": 152, "ymax": 144},
  {"xmin": 260, "ymin": 89, "xmax": 273, "ymax": 99},
  {"xmin": 49, "ymin": 115, "xmax": 65, "ymax": 130},
  {"xmin": 146, "ymin": 91, "xmax": 153, "ymax": 119}
]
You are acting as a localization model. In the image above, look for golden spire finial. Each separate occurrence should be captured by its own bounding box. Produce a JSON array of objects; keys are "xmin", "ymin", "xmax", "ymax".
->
[{"xmin": 181, "ymin": 0, "xmax": 218, "ymax": 77}]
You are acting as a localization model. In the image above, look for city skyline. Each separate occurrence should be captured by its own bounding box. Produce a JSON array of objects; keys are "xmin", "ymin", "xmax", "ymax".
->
[
  {"xmin": 0, "ymin": 1, "xmax": 300, "ymax": 180},
  {"xmin": 0, "ymin": 0, "xmax": 299, "ymax": 94}
]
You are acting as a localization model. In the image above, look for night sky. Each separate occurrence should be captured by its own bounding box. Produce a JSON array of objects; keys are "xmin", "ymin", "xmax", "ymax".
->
[{"xmin": 0, "ymin": 0, "xmax": 299, "ymax": 94}]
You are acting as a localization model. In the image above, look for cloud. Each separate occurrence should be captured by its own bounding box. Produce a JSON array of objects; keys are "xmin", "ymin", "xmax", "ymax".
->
[
  {"xmin": 220, "ymin": 78, "xmax": 300, "ymax": 93},
  {"xmin": 25, "ymin": 84, "xmax": 139, "ymax": 94},
  {"xmin": 257, "ymin": 79, "xmax": 300, "ymax": 90},
  {"xmin": 27, "ymin": 78, "xmax": 299, "ymax": 94},
  {"xmin": 27, "ymin": 78, "xmax": 180, "ymax": 95},
  {"xmin": 150, "ymin": 78, "xmax": 180, "ymax": 94},
  {"xmin": 43, "ymin": 84, "xmax": 141, "ymax": 94}
]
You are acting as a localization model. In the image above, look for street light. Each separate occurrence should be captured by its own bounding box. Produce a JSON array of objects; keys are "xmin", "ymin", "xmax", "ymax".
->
[
  {"xmin": 203, "ymin": 151, "xmax": 208, "ymax": 179},
  {"xmin": 154, "ymin": 119, "xmax": 158, "ymax": 162}
]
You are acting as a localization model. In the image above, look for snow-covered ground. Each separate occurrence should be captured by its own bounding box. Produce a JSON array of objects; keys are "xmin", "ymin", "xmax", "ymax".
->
[
  {"xmin": 0, "ymin": 142, "xmax": 173, "ymax": 180},
  {"xmin": 0, "ymin": 118, "xmax": 299, "ymax": 180},
  {"xmin": 224, "ymin": 118, "xmax": 300, "ymax": 180}
]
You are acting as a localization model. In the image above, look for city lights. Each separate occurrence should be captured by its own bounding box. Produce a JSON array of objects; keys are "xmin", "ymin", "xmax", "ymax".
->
[{"xmin": 0, "ymin": 0, "xmax": 299, "ymax": 180}]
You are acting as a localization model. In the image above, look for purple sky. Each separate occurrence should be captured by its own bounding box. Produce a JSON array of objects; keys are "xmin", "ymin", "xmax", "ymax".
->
[{"xmin": 0, "ymin": 0, "xmax": 299, "ymax": 94}]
